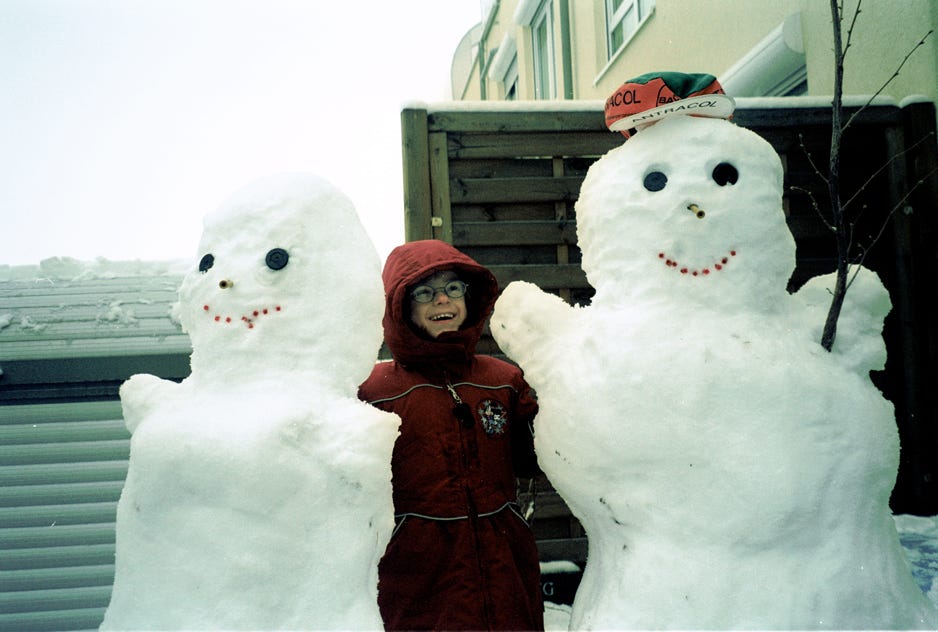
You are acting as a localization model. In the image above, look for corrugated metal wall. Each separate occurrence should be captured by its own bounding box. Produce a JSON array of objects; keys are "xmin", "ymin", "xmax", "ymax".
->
[
  {"xmin": 1, "ymin": 267, "xmax": 189, "ymax": 630},
  {"xmin": 0, "ymin": 401, "xmax": 128, "ymax": 632}
]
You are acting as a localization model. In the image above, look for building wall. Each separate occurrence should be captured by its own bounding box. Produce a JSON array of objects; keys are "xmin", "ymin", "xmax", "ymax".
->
[
  {"xmin": 584, "ymin": 0, "xmax": 798, "ymax": 98},
  {"xmin": 458, "ymin": 0, "xmax": 938, "ymax": 105},
  {"xmin": 798, "ymin": 0, "xmax": 938, "ymax": 100}
]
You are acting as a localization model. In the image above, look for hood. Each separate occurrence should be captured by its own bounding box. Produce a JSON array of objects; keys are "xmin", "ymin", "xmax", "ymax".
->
[{"xmin": 381, "ymin": 240, "xmax": 498, "ymax": 371}]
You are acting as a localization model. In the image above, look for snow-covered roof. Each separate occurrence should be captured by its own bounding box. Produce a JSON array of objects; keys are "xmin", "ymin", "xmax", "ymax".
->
[{"xmin": 0, "ymin": 258, "xmax": 191, "ymax": 392}]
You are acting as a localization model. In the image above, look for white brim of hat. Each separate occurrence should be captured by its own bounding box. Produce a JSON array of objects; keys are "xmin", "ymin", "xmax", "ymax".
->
[{"xmin": 609, "ymin": 94, "xmax": 737, "ymax": 132}]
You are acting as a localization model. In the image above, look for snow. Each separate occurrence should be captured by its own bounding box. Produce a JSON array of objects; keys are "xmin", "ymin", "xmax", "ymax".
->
[
  {"xmin": 899, "ymin": 93, "xmax": 937, "ymax": 108},
  {"xmin": 415, "ymin": 94, "xmax": 900, "ymax": 116},
  {"xmin": 100, "ymin": 173, "xmax": 400, "ymax": 630},
  {"xmin": 899, "ymin": 515, "xmax": 938, "ymax": 603},
  {"xmin": 541, "ymin": 515, "xmax": 938, "ymax": 630},
  {"xmin": 733, "ymin": 94, "xmax": 898, "ymax": 109},
  {"xmin": 0, "ymin": 115, "xmax": 934, "ymax": 628},
  {"xmin": 0, "ymin": 256, "xmax": 189, "ymax": 283},
  {"xmin": 420, "ymin": 99, "xmax": 608, "ymax": 114},
  {"xmin": 492, "ymin": 113, "xmax": 938, "ymax": 629},
  {"xmin": 0, "ymin": 115, "xmax": 935, "ymax": 631}
]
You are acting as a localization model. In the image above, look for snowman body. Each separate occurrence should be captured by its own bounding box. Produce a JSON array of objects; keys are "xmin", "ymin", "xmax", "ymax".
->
[
  {"xmin": 492, "ymin": 115, "xmax": 937, "ymax": 629},
  {"xmin": 101, "ymin": 174, "xmax": 399, "ymax": 630}
]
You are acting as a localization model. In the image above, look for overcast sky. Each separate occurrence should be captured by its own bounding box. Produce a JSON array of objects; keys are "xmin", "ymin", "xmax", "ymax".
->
[{"xmin": 0, "ymin": 0, "xmax": 482, "ymax": 267}]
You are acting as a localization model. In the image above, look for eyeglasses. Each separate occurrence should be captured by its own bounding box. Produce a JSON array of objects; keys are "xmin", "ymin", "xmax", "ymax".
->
[{"xmin": 410, "ymin": 280, "xmax": 468, "ymax": 303}]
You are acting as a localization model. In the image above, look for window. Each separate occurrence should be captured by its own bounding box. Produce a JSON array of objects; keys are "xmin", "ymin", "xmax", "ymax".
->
[
  {"xmin": 488, "ymin": 33, "xmax": 519, "ymax": 100},
  {"xmin": 531, "ymin": 1, "xmax": 556, "ymax": 99},
  {"xmin": 504, "ymin": 57, "xmax": 519, "ymax": 100},
  {"xmin": 606, "ymin": 0, "xmax": 655, "ymax": 59}
]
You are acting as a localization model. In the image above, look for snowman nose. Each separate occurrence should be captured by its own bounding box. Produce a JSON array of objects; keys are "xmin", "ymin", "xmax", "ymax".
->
[
  {"xmin": 688, "ymin": 204, "xmax": 706, "ymax": 219},
  {"xmin": 219, "ymin": 279, "xmax": 234, "ymax": 289}
]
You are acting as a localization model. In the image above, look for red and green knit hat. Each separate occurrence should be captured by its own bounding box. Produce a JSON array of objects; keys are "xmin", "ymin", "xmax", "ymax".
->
[{"xmin": 604, "ymin": 72, "xmax": 735, "ymax": 138}]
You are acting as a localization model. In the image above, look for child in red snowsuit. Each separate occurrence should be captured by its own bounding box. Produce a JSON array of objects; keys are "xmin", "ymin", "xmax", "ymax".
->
[{"xmin": 359, "ymin": 240, "xmax": 544, "ymax": 631}]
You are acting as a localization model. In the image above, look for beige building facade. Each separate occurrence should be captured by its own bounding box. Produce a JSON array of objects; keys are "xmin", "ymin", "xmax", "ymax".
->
[{"xmin": 453, "ymin": 0, "xmax": 938, "ymax": 106}]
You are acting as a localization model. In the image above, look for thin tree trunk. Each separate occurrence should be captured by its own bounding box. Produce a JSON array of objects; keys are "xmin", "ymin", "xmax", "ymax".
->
[{"xmin": 821, "ymin": 0, "xmax": 849, "ymax": 352}]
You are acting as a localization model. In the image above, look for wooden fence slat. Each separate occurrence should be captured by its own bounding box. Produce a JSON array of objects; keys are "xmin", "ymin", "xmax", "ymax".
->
[
  {"xmin": 452, "ymin": 203, "xmax": 564, "ymax": 223},
  {"xmin": 447, "ymin": 132, "xmax": 622, "ymax": 160},
  {"xmin": 427, "ymin": 107, "xmax": 607, "ymax": 133},
  {"xmin": 425, "ymin": 102, "xmax": 902, "ymax": 134},
  {"xmin": 450, "ymin": 176, "xmax": 584, "ymax": 204},
  {"xmin": 733, "ymin": 104, "xmax": 902, "ymax": 128},
  {"xmin": 452, "ymin": 222, "xmax": 577, "ymax": 248},
  {"xmin": 488, "ymin": 264, "xmax": 589, "ymax": 290},
  {"xmin": 536, "ymin": 537, "xmax": 588, "ymax": 563},
  {"xmin": 448, "ymin": 157, "xmax": 558, "ymax": 179}
]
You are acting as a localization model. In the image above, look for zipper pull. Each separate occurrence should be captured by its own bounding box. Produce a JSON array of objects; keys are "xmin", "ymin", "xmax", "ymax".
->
[
  {"xmin": 445, "ymin": 383, "xmax": 463, "ymax": 404},
  {"xmin": 446, "ymin": 382, "xmax": 474, "ymax": 428}
]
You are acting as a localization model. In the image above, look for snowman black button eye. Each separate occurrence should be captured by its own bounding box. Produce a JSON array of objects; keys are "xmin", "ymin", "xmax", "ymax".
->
[
  {"xmin": 198, "ymin": 254, "xmax": 214, "ymax": 273},
  {"xmin": 643, "ymin": 171, "xmax": 668, "ymax": 192},
  {"xmin": 265, "ymin": 248, "xmax": 289, "ymax": 271},
  {"xmin": 712, "ymin": 162, "xmax": 739, "ymax": 186}
]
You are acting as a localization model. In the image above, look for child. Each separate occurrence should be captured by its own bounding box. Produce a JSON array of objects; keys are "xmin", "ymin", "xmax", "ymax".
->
[{"xmin": 359, "ymin": 239, "xmax": 544, "ymax": 631}]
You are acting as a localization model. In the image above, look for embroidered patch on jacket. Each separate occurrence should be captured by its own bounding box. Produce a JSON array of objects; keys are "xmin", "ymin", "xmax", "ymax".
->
[{"xmin": 478, "ymin": 399, "xmax": 508, "ymax": 436}]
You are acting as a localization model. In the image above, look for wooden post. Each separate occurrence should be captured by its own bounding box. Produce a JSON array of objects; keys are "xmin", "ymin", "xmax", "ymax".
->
[
  {"xmin": 894, "ymin": 100, "xmax": 938, "ymax": 514},
  {"xmin": 553, "ymin": 157, "xmax": 572, "ymax": 303},
  {"xmin": 428, "ymin": 132, "xmax": 454, "ymax": 243},
  {"xmin": 401, "ymin": 107, "xmax": 433, "ymax": 241}
]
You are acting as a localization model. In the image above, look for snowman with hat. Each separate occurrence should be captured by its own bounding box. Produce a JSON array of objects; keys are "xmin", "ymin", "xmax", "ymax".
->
[{"xmin": 492, "ymin": 72, "xmax": 938, "ymax": 629}]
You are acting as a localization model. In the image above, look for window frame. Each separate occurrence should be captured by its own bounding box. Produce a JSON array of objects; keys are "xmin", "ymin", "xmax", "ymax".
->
[
  {"xmin": 531, "ymin": 0, "xmax": 556, "ymax": 100},
  {"xmin": 605, "ymin": 0, "xmax": 656, "ymax": 60}
]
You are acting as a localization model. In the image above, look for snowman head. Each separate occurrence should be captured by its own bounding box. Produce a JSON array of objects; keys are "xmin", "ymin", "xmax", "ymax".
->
[
  {"xmin": 575, "ymin": 114, "xmax": 794, "ymax": 309},
  {"xmin": 177, "ymin": 173, "xmax": 384, "ymax": 390}
]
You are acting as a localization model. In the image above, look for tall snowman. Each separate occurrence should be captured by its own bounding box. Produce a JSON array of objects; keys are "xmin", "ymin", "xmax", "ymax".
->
[
  {"xmin": 491, "ymin": 73, "xmax": 938, "ymax": 629},
  {"xmin": 101, "ymin": 173, "xmax": 400, "ymax": 630}
]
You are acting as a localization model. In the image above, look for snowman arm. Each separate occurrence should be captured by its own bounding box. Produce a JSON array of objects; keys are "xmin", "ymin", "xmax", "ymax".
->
[
  {"xmin": 119, "ymin": 373, "xmax": 178, "ymax": 434},
  {"xmin": 491, "ymin": 280, "xmax": 573, "ymax": 367},
  {"xmin": 794, "ymin": 266, "xmax": 891, "ymax": 372}
]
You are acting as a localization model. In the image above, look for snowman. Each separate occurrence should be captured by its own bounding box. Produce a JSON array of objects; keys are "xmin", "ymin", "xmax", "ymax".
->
[
  {"xmin": 491, "ymin": 73, "xmax": 938, "ymax": 629},
  {"xmin": 100, "ymin": 173, "xmax": 400, "ymax": 630}
]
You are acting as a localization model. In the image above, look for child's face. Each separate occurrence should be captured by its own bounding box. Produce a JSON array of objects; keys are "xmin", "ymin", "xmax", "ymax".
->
[{"xmin": 409, "ymin": 270, "xmax": 468, "ymax": 338}]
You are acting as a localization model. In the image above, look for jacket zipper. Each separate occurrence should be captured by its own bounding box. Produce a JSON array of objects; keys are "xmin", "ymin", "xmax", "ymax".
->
[{"xmin": 446, "ymin": 379, "xmax": 495, "ymax": 628}]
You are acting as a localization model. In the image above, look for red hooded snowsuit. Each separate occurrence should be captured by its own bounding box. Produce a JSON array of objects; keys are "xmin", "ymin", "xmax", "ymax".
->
[{"xmin": 359, "ymin": 240, "xmax": 544, "ymax": 631}]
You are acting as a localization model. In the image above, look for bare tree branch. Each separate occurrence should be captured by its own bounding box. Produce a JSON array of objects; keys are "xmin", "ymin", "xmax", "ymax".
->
[
  {"xmin": 821, "ymin": 0, "xmax": 848, "ymax": 352},
  {"xmin": 798, "ymin": 132, "xmax": 829, "ymax": 185},
  {"xmin": 851, "ymin": 163, "xmax": 938, "ymax": 274},
  {"xmin": 843, "ymin": 131, "xmax": 938, "ymax": 212},
  {"xmin": 819, "ymin": 1, "xmax": 932, "ymax": 351},
  {"xmin": 843, "ymin": 30, "xmax": 933, "ymax": 133},
  {"xmin": 840, "ymin": 0, "xmax": 862, "ymax": 64},
  {"xmin": 790, "ymin": 184, "xmax": 836, "ymax": 232}
]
